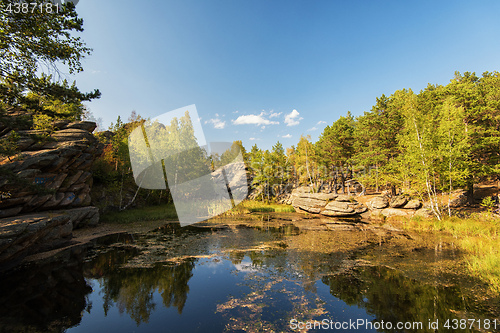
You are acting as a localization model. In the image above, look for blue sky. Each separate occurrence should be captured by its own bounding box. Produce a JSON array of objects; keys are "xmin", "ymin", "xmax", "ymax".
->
[{"xmin": 72, "ymin": 0, "xmax": 500, "ymax": 151}]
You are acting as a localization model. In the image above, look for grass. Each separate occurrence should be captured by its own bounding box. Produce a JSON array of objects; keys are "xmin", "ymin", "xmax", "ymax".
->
[
  {"xmin": 100, "ymin": 200, "xmax": 295, "ymax": 223},
  {"xmin": 100, "ymin": 204, "xmax": 178, "ymax": 224},
  {"xmin": 394, "ymin": 212, "xmax": 500, "ymax": 293},
  {"xmin": 220, "ymin": 200, "xmax": 296, "ymax": 216}
]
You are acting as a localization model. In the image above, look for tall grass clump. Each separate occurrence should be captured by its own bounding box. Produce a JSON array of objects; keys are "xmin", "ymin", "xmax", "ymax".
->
[
  {"xmin": 399, "ymin": 212, "xmax": 500, "ymax": 293},
  {"xmin": 238, "ymin": 200, "xmax": 296, "ymax": 213},
  {"xmin": 219, "ymin": 200, "xmax": 295, "ymax": 216}
]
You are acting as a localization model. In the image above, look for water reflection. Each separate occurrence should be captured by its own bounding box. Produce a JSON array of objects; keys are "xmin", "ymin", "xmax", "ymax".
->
[
  {"xmin": 0, "ymin": 252, "xmax": 91, "ymax": 332},
  {"xmin": 97, "ymin": 260, "xmax": 196, "ymax": 323},
  {"xmin": 0, "ymin": 220, "xmax": 498, "ymax": 332},
  {"xmin": 323, "ymin": 266, "xmax": 473, "ymax": 333}
]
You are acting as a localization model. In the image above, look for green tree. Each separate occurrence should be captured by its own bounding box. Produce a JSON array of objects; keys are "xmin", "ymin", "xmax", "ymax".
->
[
  {"xmin": 398, "ymin": 89, "xmax": 446, "ymax": 219},
  {"xmin": 353, "ymin": 94, "xmax": 403, "ymax": 193},
  {"xmin": 269, "ymin": 141, "xmax": 290, "ymax": 196},
  {"xmin": 0, "ymin": 0, "xmax": 100, "ymax": 121},
  {"xmin": 0, "ymin": 1, "xmax": 90, "ymax": 80},
  {"xmin": 294, "ymin": 135, "xmax": 317, "ymax": 188},
  {"xmin": 438, "ymin": 97, "xmax": 470, "ymax": 215},
  {"xmin": 445, "ymin": 71, "xmax": 500, "ymax": 200},
  {"xmin": 316, "ymin": 112, "xmax": 355, "ymax": 193}
]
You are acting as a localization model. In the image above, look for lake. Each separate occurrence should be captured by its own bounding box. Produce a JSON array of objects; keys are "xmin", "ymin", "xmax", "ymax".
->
[{"xmin": 0, "ymin": 214, "xmax": 498, "ymax": 332}]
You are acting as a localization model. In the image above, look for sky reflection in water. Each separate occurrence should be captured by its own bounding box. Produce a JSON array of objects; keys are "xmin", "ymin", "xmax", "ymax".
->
[{"xmin": 65, "ymin": 222, "xmax": 486, "ymax": 333}]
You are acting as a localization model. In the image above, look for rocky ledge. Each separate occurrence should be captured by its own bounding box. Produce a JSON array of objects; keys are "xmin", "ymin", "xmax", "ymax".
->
[
  {"xmin": 288, "ymin": 187, "xmax": 433, "ymax": 220},
  {"xmin": 0, "ymin": 206, "xmax": 99, "ymax": 271},
  {"xmin": 0, "ymin": 114, "xmax": 102, "ymax": 270},
  {"xmin": 0, "ymin": 120, "xmax": 101, "ymax": 218}
]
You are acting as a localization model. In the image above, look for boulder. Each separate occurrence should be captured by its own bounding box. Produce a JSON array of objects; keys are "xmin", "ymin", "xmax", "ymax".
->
[
  {"xmin": 348, "ymin": 202, "xmax": 368, "ymax": 214},
  {"xmin": 293, "ymin": 197, "xmax": 326, "ymax": 213},
  {"xmin": 290, "ymin": 187, "xmax": 340, "ymax": 213},
  {"xmin": 414, "ymin": 208, "xmax": 434, "ymax": 218},
  {"xmin": 335, "ymin": 194, "xmax": 354, "ymax": 202},
  {"xmin": 389, "ymin": 196, "xmax": 408, "ymax": 208},
  {"xmin": 369, "ymin": 196, "xmax": 389, "ymax": 209},
  {"xmin": 289, "ymin": 187, "xmax": 368, "ymax": 218},
  {"xmin": 402, "ymin": 199, "xmax": 422, "ymax": 209},
  {"xmin": 320, "ymin": 201, "xmax": 367, "ymax": 217},
  {"xmin": 324, "ymin": 201, "xmax": 354, "ymax": 213},
  {"xmin": 53, "ymin": 119, "xmax": 71, "ymax": 129},
  {"xmin": 320, "ymin": 210, "xmax": 357, "ymax": 217},
  {"xmin": 379, "ymin": 208, "xmax": 414, "ymax": 217},
  {"xmin": 50, "ymin": 128, "xmax": 95, "ymax": 142},
  {"xmin": 16, "ymin": 150, "xmax": 60, "ymax": 172}
]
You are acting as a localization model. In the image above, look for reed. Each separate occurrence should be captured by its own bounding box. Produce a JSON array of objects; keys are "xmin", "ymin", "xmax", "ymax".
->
[{"xmin": 397, "ymin": 213, "xmax": 500, "ymax": 293}]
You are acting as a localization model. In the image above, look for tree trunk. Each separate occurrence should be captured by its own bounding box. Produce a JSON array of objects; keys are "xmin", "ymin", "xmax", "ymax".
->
[
  {"xmin": 466, "ymin": 179, "xmax": 474, "ymax": 204},
  {"xmin": 340, "ymin": 169, "xmax": 345, "ymax": 194},
  {"xmin": 333, "ymin": 170, "xmax": 338, "ymax": 194}
]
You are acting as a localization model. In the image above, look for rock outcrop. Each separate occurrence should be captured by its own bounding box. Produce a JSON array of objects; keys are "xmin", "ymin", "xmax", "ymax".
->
[
  {"xmin": 0, "ymin": 120, "xmax": 101, "ymax": 218},
  {"xmin": 0, "ymin": 113, "xmax": 102, "ymax": 269},
  {"xmin": 289, "ymin": 187, "xmax": 364, "ymax": 217},
  {"xmin": 389, "ymin": 196, "xmax": 408, "ymax": 208},
  {"xmin": 369, "ymin": 196, "xmax": 389, "ymax": 209},
  {"xmin": 366, "ymin": 195, "xmax": 425, "ymax": 219},
  {"xmin": 403, "ymin": 199, "xmax": 422, "ymax": 209},
  {"xmin": 0, "ymin": 206, "xmax": 99, "ymax": 270},
  {"xmin": 289, "ymin": 187, "xmax": 428, "ymax": 220}
]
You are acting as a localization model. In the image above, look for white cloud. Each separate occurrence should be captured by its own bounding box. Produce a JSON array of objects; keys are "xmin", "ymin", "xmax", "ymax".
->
[
  {"xmin": 270, "ymin": 111, "xmax": 282, "ymax": 118},
  {"xmin": 205, "ymin": 118, "xmax": 226, "ymax": 129},
  {"xmin": 317, "ymin": 120, "xmax": 327, "ymax": 125},
  {"xmin": 232, "ymin": 112, "xmax": 279, "ymax": 126},
  {"xmin": 307, "ymin": 127, "xmax": 318, "ymax": 131},
  {"xmin": 284, "ymin": 109, "xmax": 303, "ymax": 126},
  {"xmin": 282, "ymin": 134, "xmax": 292, "ymax": 138},
  {"xmin": 233, "ymin": 110, "xmax": 239, "ymax": 114},
  {"xmin": 249, "ymin": 137, "xmax": 261, "ymax": 141}
]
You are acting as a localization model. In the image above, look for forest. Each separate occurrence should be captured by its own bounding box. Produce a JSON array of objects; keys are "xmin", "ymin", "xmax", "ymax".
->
[
  {"xmin": 91, "ymin": 71, "xmax": 500, "ymax": 220},
  {"xmin": 250, "ymin": 71, "xmax": 500, "ymax": 218}
]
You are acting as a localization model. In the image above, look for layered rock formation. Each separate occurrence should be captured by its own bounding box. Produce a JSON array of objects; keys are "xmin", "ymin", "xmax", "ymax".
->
[
  {"xmin": 0, "ymin": 113, "xmax": 102, "ymax": 269},
  {"xmin": 0, "ymin": 120, "xmax": 100, "ymax": 218},
  {"xmin": 288, "ymin": 187, "xmax": 367, "ymax": 217},
  {"xmin": 0, "ymin": 207, "xmax": 98, "ymax": 270},
  {"xmin": 288, "ymin": 187, "xmax": 430, "ymax": 220}
]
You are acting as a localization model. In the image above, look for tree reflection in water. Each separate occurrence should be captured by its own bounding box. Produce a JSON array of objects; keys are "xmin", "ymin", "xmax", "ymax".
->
[
  {"xmin": 2, "ymin": 222, "xmax": 497, "ymax": 332},
  {"xmin": 89, "ymin": 256, "xmax": 196, "ymax": 325},
  {"xmin": 322, "ymin": 266, "xmax": 474, "ymax": 333}
]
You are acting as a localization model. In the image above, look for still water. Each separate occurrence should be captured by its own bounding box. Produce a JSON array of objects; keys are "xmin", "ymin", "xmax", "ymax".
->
[{"xmin": 1, "ymin": 216, "xmax": 498, "ymax": 332}]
